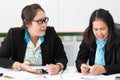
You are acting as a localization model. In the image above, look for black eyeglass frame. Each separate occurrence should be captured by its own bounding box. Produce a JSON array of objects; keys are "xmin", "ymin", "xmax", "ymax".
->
[{"xmin": 32, "ymin": 17, "xmax": 49, "ymax": 25}]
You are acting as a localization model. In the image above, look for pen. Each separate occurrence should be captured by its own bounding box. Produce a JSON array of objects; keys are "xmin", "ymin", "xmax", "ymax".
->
[
  {"xmin": 83, "ymin": 66, "xmax": 90, "ymax": 72},
  {"xmin": 61, "ymin": 70, "xmax": 64, "ymax": 74},
  {"xmin": 0, "ymin": 73, "xmax": 3, "ymax": 77}
]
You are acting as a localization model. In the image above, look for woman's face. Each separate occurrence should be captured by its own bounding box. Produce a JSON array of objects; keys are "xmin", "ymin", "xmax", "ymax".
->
[
  {"xmin": 92, "ymin": 20, "xmax": 109, "ymax": 41},
  {"xmin": 27, "ymin": 10, "xmax": 48, "ymax": 37}
]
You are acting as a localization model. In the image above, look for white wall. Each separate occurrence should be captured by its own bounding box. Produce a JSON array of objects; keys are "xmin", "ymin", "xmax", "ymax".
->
[
  {"xmin": 0, "ymin": 0, "xmax": 120, "ymax": 32},
  {"xmin": 0, "ymin": 0, "xmax": 58, "ymax": 32}
]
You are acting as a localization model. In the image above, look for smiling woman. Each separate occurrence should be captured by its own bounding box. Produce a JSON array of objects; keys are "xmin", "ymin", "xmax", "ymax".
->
[{"xmin": 76, "ymin": 8, "xmax": 120, "ymax": 75}]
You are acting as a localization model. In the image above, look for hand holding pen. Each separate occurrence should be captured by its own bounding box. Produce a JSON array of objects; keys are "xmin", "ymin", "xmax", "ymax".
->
[
  {"xmin": 81, "ymin": 64, "xmax": 106, "ymax": 75},
  {"xmin": 80, "ymin": 63, "xmax": 90, "ymax": 74}
]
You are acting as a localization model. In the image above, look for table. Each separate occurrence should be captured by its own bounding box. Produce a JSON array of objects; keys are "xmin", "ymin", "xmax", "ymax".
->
[{"xmin": 0, "ymin": 66, "xmax": 119, "ymax": 80}]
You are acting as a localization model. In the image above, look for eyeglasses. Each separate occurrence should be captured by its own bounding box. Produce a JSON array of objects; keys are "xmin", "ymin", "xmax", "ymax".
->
[{"xmin": 32, "ymin": 17, "xmax": 49, "ymax": 25}]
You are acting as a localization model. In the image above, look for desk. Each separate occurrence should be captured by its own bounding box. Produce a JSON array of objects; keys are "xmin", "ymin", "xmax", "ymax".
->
[{"xmin": 0, "ymin": 66, "xmax": 119, "ymax": 80}]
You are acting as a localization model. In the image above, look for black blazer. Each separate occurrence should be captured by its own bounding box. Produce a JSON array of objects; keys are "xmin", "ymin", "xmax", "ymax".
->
[
  {"xmin": 0, "ymin": 26, "xmax": 68, "ymax": 69},
  {"xmin": 76, "ymin": 32, "xmax": 120, "ymax": 75}
]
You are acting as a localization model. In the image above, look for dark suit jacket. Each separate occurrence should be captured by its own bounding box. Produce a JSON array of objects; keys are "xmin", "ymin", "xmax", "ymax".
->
[
  {"xmin": 0, "ymin": 26, "xmax": 68, "ymax": 69},
  {"xmin": 76, "ymin": 32, "xmax": 120, "ymax": 75}
]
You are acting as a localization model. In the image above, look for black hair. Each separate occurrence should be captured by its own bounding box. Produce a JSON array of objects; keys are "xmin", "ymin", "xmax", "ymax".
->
[
  {"xmin": 83, "ymin": 8, "xmax": 115, "ymax": 52},
  {"xmin": 21, "ymin": 3, "xmax": 45, "ymax": 27}
]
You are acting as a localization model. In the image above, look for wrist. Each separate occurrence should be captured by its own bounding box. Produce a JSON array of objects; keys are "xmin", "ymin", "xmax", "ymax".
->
[{"xmin": 56, "ymin": 63, "xmax": 64, "ymax": 71}]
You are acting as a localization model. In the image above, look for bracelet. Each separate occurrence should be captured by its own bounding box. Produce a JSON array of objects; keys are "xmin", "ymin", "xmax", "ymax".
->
[{"xmin": 56, "ymin": 63, "xmax": 62, "ymax": 71}]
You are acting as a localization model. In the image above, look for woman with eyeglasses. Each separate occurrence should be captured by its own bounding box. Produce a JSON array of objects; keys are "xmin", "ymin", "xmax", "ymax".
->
[
  {"xmin": 0, "ymin": 3, "xmax": 68, "ymax": 75},
  {"xmin": 76, "ymin": 9, "xmax": 120, "ymax": 75}
]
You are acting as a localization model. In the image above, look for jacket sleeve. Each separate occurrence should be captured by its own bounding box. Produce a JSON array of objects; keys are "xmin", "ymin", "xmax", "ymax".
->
[
  {"xmin": 0, "ymin": 28, "xmax": 15, "ymax": 68},
  {"xmin": 104, "ymin": 34, "xmax": 120, "ymax": 75},
  {"xmin": 53, "ymin": 28, "xmax": 68, "ymax": 70},
  {"xmin": 75, "ymin": 41, "xmax": 90, "ymax": 72}
]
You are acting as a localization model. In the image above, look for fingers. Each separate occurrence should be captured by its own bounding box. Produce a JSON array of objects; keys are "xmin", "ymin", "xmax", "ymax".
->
[
  {"xmin": 45, "ymin": 64, "xmax": 59, "ymax": 75},
  {"xmin": 19, "ymin": 63, "xmax": 40, "ymax": 74},
  {"xmin": 16, "ymin": 63, "xmax": 61, "ymax": 75},
  {"xmin": 30, "ymin": 69, "xmax": 40, "ymax": 74},
  {"xmin": 81, "ymin": 64, "xmax": 97, "ymax": 75},
  {"xmin": 81, "ymin": 64, "xmax": 90, "ymax": 74},
  {"xmin": 89, "ymin": 65, "xmax": 106, "ymax": 75}
]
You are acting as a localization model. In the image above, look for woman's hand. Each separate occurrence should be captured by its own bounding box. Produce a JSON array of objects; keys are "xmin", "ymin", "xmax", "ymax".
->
[
  {"xmin": 89, "ymin": 64, "xmax": 106, "ymax": 75},
  {"xmin": 12, "ymin": 62, "xmax": 40, "ymax": 74},
  {"xmin": 81, "ymin": 63, "xmax": 90, "ymax": 74},
  {"xmin": 45, "ymin": 64, "xmax": 61, "ymax": 75},
  {"xmin": 20, "ymin": 63, "xmax": 40, "ymax": 74}
]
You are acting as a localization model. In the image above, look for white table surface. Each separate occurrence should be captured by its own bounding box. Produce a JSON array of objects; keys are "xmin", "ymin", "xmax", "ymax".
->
[{"xmin": 0, "ymin": 66, "xmax": 119, "ymax": 80}]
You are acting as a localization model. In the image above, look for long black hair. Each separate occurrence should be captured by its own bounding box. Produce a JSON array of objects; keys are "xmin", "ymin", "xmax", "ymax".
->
[{"xmin": 83, "ymin": 9, "xmax": 115, "ymax": 52}]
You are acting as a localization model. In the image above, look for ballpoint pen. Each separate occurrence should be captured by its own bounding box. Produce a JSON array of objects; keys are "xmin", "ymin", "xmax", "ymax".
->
[{"xmin": 60, "ymin": 70, "xmax": 64, "ymax": 74}]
